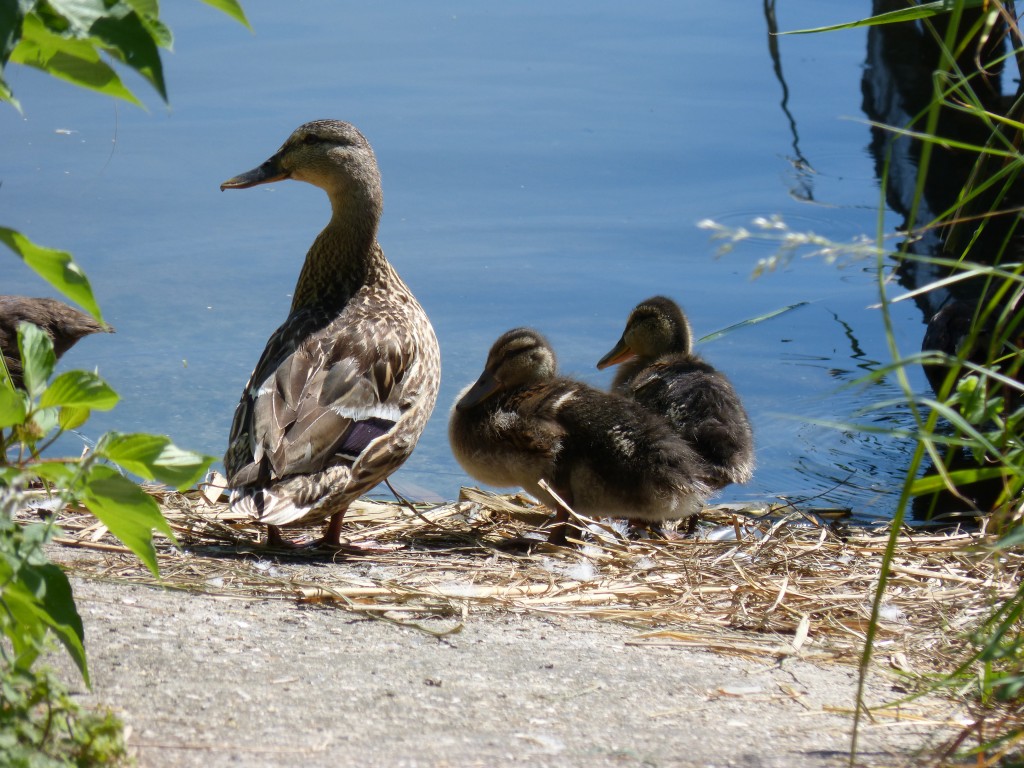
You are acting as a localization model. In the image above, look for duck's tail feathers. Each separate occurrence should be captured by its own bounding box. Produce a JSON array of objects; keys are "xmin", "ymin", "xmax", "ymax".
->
[
  {"xmin": 230, "ymin": 487, "xmax": 315, "ymax": 527},
  {"xmin": 228, "ymin": 465, "xmax": 355, "ymax": 527}
]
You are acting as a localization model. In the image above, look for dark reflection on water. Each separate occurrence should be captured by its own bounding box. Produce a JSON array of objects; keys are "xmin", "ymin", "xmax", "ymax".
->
[{"xmin": 2, "ymin": 2, "xmax": 933, "ymax": 522}]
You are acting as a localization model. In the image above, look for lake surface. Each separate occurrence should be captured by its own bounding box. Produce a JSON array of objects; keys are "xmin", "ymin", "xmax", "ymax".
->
[{"xmin": 2, "ymin": 2, "xmax": 931, "ymax": 522}]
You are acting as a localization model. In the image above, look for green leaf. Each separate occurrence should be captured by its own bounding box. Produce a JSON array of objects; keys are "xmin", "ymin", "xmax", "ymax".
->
[
  {"xmin": 81, "ymin": 465, "xmax": 176, "ymax": 576},
  {"xmin": 10, "ymin": 13, "xmax": 143, "ymax": 106},
  {"xmin": 0, "ymin": 386, "xmax": 27, "ymax": 428},
  {"xmin": 995, "ymin": 675, "xmax": 1024, "ymax": 701},
  {"xmin": 0, "ymin": 552, "xmax": 89, "ymax": 684},
  {"xmin": 28, "ymin": 405, "xmax": 59, "ymax": 436},
  {"xmin": 31, "ymin": 461, "xmax": 77, "ymax": 488},
  {"xmin": 44, "ymin": 0, "xmax": 112, "ymax": 35},
  {"xmin": 17, "ymin": 322, "xmax": 55, "ymax": 399},
  {"xmin": 956, "ymin": 374, "xmax": 1004, "ymax": 425},
  {"xmin": 992, "ymin": 523, "xmax": 1024, "ymax": 551},
  {"xmin": 40, "ymin": 370, "xmax": 119, "ymax": 411},
  {"xmin": 0, "ymin": 0, "xmax": 27, "ymax": 68},
  {"xmin": 0, "ymin": 227, "xmax": 103, "ymax": 322},
  {"xmin": 0, "ymin": 351, "xmax": 13, "ymax": 389},
  {"xmin": 89, "ymin": 4, "xmax": 168, "ymax": 101},
  {"xmin": 0, "ymin": 76, "xmax": 21, "ymax": 110},
  {"xmin": 96, "ymin": 432, "xmax": 214, "ymax": 490},
  {"xmin": 123, "ymin": 0, "xmax": 159, "ymax": 19},
  {"xmin": 58, "ymin": 404, "xmax": 91, "ymax": 430},
  {"xmin": 781, "ymin": 0, "xmax": 972, "ymax": 35},
  {"xmin": 122, "ymin": 0, "xmax": 173, "ymax": 48},
  {"xmin": 198, "ymin": 0, "xmax": 251, "ymax": 30},
  {"xmin": 0, "ymin": 577, "xmax": 47, "ymax": 670},
  {"xmin": 909, "ymin": 466, "xmax": 1008, "ymax": 496},
  {"xmin": 23, "ymin": 562, "xmax": 88, "ymax": 680}
]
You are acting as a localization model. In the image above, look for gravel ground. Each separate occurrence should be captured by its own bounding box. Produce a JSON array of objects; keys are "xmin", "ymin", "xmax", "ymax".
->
[{"xmin": 52, "ymin": 572, "xmax": 959, "ymax": 768}]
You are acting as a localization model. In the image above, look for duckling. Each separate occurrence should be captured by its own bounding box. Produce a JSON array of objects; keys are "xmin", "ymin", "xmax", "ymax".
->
[
  {"xmin": 221, "ymin": 120, "xmax": 441, "ymax": 548},
  {"xmin": 449, "ymin": 328, "xmax": 710, "ymax": 545},
  {"xmin": 0, "ymin": 296, "xmax": 112, "ymax": 389},
  {"xmin": 597, "ymin": 296, "xmax": 754, "ymax": 489}
]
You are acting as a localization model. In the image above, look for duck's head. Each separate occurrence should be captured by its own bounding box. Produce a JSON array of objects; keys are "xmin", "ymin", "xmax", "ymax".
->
[
  {"xmin": 597, "ymin": 295, "xmax": 692, "ymax": 369},
  {"xmin": 220, "ymin": 120, "xmax": 382, "ymax": 211},
  {"xmin": 456, "ymin": 328, "xmax": 557, "ymax": 410}
]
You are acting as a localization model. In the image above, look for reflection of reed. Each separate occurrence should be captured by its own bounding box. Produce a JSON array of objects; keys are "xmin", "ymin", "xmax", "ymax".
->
[
  {"xmin": 862, "ymin": 0, "xmax": 1013, "ymax": 315},
  {"xmin": 860, "ymin": 3, "xmax": 1024, "ymax": 522},
  {"xmin": 763, "ymin": 0, "xmax": 816, "ymax": 202}
]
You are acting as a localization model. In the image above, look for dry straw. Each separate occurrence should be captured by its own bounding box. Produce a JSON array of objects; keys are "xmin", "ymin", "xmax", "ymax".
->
[{"xmin": 35, "ymin": 480, "xmax": 1019, "ymax": 681}]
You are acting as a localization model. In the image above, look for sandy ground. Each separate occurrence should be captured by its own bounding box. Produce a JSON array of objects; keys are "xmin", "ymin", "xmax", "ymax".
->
[{"xmin": 51, "ymin": 565, "xmax": 960, "ymax": 768}]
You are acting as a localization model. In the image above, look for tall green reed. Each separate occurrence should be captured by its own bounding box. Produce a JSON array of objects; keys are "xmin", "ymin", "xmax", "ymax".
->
[{"xmin": 771, "ymin": 2, "xmax": 1024, "ymax": 763}]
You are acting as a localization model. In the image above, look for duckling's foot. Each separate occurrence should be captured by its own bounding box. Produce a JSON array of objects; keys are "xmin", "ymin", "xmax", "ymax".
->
[
  {"xmin": 655, "ymin": 514, "xmax": 700, "ymax": 541},
  {"xmin": 542, "ymin": 503, "xmax": 585, "ymax": 547},
  {"xmin": 546, "ymin": 528, "xmax": 569, "ymax": 547},
  {"xmin": 626, "ymin": 519, "xmax": 666, "ymax": 540},
  {"xmin": 544, "ymin": 522, "xmax": 589, "ymax": 548},
  {"xmin": 493, "ymin": 535, "xmax": 543, "ymax": 553}
]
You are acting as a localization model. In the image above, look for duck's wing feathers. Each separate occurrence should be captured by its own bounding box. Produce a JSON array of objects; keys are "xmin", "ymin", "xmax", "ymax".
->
[{"xmin": 225, "ymin": 307, "xmax": 412, "ymax": 499}]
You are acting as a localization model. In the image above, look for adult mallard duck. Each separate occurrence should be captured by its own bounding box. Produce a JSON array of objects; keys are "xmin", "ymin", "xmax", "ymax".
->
[
  {"xmin": 597, "ymin": 296, "xmax": 754, "ymax": 489},
  {"xmin": 221, "ymin": 120, "xmax": 441, "ymax": 548},
  {"xmin": 449, "ymin": 328, "xmax": 710, "ymax": 544},
  {"xmin": 0, "ymin": 296, "xmax": 113, "ymax": 389}
]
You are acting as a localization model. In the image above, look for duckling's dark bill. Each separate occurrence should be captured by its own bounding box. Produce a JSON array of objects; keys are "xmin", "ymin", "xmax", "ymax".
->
[
  {"xmin": 220, "ymin": 159, "xmax": 289, "ymax": 190},
  {"xmin": 456, "ymin": 370, "xmax": 501, "ymax": 410}
]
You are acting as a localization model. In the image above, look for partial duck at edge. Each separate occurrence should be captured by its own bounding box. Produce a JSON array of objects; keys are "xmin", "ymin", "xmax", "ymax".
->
[{"xmin": 0, "ymin": 296, "xmax": 113, "ymax": 389}]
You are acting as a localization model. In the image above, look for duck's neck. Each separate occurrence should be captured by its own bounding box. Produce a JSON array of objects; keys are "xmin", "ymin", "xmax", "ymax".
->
[
  {"xmin": 611, "ymin": 357, "xmax": 650, "ymax": 391},
  {"xmin": 291, "ymin": 196, "xmax": 386, "ymax": 311}
]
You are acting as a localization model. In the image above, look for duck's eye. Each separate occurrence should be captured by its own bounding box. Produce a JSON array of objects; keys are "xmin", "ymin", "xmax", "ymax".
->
[{"xmin": 302, "ymin": 134, "xmax": 322, "ymax": 146}]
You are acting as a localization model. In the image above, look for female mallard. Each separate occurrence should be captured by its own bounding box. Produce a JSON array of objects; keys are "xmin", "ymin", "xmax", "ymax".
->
[
  {"xmin": 597, "ymin": 296, "xmax": 754, "ymax": 489},
  {"xmin": 221, "ymin": 120, "xmax": 440, "ymax": 548},
  {"xmin": 0, "ymin": 296, "xmax": 112, "ymax": 389},
  {"xmin": 449, "ymin": 328, "xmax": 710, "ymax": 544}
]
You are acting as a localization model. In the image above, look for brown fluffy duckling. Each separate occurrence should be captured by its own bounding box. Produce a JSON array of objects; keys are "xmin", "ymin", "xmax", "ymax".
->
[
  {"xmin": 449, "ymin": 327, "xmax": 710, "ymax": 544},
  {"xmin": 0, "ymin": 296, "xmax": 112, "ymax": 389},
  {"xmin": 597, "ymin": 296, "xmax": 754, "ymax": 489},
  {"xmin": 221, "ymin": 120, "xmax": 441, "ymax": 549}
]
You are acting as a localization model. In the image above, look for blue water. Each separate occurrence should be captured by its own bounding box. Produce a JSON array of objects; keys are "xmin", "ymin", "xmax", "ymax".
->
[{"xmin": 1, "ymin": 2, "xmax": 927, "ymax": 521}]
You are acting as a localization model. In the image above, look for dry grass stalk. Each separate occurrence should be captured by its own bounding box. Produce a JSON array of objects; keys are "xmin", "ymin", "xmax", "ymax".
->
[{"xmin": 28, "ymin": 485, "xmax": 1019, "ymax": 683}]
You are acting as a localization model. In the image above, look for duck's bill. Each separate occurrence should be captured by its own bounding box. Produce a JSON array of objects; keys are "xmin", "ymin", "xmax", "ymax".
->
[
  {"xmin": 596, "ymin": 338, "xmax": 635, "ymax": 369},
  {"xmin": 456, "ymin": 370, "xmax": 501, "ymax": 410},
  {"xmin": 220, "ymin": 158, "xmax": 288, "ymax": 190}
]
